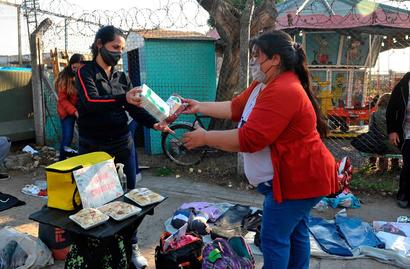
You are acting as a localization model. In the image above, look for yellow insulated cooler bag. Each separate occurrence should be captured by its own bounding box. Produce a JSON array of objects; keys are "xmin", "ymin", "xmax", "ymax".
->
[{"xmin": 46, "ymin": 152, "xmax": 112, "ymax": 211}]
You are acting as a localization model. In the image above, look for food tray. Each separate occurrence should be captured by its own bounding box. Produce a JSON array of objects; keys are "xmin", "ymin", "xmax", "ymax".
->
[
  {"xmin": 69, "ymin": 208, "xmax": 109, "ymax": 230},
  {"xmin": 125, "ymin": 188, "xmax": 165, "ymax": 207},
  {"xmin": 98, "ymin": 201, "xmax": 142, "ymax": 221}
]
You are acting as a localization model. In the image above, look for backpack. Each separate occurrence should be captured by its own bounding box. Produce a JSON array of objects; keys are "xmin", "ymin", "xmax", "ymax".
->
[
  {"xmin": 155, "ymin": 231, "xmax": 203, "ymax": 269},
  {"xmin": 202, "ymin": 236, "xmax": 255, "ymax": 269}
]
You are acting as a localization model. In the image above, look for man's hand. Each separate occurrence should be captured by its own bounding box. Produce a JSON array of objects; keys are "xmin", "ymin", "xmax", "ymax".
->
[
  {"xmin": 126, "ymin": 87, "xmax": 143, "ymax": 107},
  {"xmin": 389, "ymin": 132, "xmax": 400, "ymax": 146}
]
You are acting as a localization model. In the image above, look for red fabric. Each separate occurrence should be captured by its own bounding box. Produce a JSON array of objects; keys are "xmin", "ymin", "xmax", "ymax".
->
[
  {"xmin": 57, "ymin": 88, "xmax": 78, "ymax": 119},
  {"xmin": 231, "ymin": 71, "xmax": 338, "ymax": 202}
]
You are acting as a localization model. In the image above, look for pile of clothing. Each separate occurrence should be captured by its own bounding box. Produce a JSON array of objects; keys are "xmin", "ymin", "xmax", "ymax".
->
[
  {"xmin": 165, "ymin": 202, "xmax": 263, "ymax": 255},
  {"xmin": 309, "ymin": 211, "xmax": 410, "ymax": 268}
]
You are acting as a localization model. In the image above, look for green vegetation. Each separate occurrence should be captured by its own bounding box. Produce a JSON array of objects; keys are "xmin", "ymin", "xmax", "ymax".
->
[
  {"xmin": 155, "ymin": 166, "xmax": 174, "ymax": 177},
  {"xmin": 350, "ymin": 162, "xmax": 398, "ymax": 193}
]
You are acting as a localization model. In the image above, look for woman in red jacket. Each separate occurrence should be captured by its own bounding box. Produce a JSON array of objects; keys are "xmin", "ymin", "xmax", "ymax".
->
[
  {"xmin": 56, "ymin": 54, "xmax": 84, "ymax": 160},
  {"xmin": 183, "ymin": 31, "xmax": 338, "ymax": 269}
]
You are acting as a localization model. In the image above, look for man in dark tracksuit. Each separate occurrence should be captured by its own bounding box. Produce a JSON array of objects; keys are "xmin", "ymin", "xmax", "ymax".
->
[{"xmin": 386, "ymin": 72, "xmax": 410, "ymax": 208}]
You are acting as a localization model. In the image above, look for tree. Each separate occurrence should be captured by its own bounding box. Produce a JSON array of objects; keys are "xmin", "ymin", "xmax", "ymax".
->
[{"xmin": 197, "ymin": 0, "xmax": 278, "ymax": 129}]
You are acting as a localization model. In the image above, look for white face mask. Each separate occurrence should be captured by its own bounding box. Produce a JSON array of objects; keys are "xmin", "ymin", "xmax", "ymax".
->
[{"xmin": 249, "ymin": 58, "xmax": 266, "ymax": 82}]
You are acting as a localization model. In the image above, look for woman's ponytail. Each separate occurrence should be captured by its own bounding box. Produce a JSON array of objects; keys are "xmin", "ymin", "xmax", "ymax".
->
[{"xmin": 293, "ymin": 44, "xmax": 328, "ymax": 137}]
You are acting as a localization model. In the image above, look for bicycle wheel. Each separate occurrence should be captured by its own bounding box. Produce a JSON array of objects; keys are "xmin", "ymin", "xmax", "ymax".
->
[{"xmin": 161, "ymin": 123, "xmax": 205, "ymax": 166}]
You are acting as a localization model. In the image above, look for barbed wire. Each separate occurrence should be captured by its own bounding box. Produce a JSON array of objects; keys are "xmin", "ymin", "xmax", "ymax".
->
[{"xmin": 20, "ymin": 0, "xmax": 210, "ymax": 53}]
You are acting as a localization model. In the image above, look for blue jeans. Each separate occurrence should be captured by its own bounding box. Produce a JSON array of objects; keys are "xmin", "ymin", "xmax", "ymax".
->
[
  {"xmin": 128, "ymin": 120, "xmax": 140, "ymax": 175},
  {"xmin": 78, "ymin": 133, "xmax": 137, "ymax": 189},
  {"xmin": 257, "ymin": 182, "xmax": 322, "ymax": 269},
  {"xmin": 59, "ymin": 116, "xmax": 76, "ymax": 161}
]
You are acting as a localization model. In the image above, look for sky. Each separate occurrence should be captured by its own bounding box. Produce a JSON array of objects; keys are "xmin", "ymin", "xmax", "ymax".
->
[{"xmin": 0, "ymin": 0, "xmax": 410, "ymax": 73}]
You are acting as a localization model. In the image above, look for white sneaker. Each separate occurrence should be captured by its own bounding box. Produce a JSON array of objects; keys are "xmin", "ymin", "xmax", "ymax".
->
[
  {"xmin": 131, "ymin": 244, "xmax": 147, "ymax": 269},
  {"xmin": 135, "ymin": 173, "xmax": 143, "ymax": 184}
]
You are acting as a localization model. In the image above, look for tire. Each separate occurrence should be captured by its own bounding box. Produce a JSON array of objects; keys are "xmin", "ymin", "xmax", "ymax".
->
[{"xmin": 161, "ymin": 123, "xmax": 205, "ymax": 166}]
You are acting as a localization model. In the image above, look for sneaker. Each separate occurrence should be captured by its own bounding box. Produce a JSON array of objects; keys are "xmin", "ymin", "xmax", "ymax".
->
[
  {"xmin": 0, "ymin": 173, "xmax": 10, "ymax": 181},
  {"xmin": 397, "ymin": 200, "xmax": 409, "ymax": 209},
  {"xmin": 131, "ymin": 244, "xmax": 147, "ymax": 269},
  {"xmin": 135, "ymin": 173, "xmax": 143, "ymax": 184}
]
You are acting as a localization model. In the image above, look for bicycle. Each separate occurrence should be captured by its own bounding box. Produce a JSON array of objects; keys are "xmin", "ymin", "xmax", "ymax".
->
[{"xmin": 161, "ymin": 114, "xmax": 216, "ymax": 166}]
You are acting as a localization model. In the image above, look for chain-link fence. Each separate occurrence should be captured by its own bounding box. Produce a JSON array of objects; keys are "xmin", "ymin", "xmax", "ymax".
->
[{"xmin": 1, "ymin": 0, "xmax": 410, "ymax": 172}]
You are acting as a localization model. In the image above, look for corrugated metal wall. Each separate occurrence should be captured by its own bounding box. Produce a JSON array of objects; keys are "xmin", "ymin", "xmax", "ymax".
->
[
  {"xmin": 0, "ymin": 67, "xmax": 34, "ymax": 141},
  {"xmin": 128, "ymin": 39, "xmax": 217, "ymax": 154}
]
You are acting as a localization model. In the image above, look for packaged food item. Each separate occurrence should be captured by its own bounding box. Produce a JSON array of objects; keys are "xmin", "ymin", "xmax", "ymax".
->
[
  {"xmin": 69, "ymin": 208, "xmax": 109, "ymax": 230},
  {"xmin": 125, "ymin": 188, "xmax": 165, "ymax": 207},
  {"xmin": 98, "ymin": 201, "xmax": 142, "ymax": 221},
  {"xmin": 137, "ymin": 85, "xmax": 187, "ymax": 123},
  {"xmin": 138, "ymin": 84, "xmax": 171, "ymax": 121},
  {"xmin": 165, "ymin": 94, "xmax": 188, "ymax": 124}
]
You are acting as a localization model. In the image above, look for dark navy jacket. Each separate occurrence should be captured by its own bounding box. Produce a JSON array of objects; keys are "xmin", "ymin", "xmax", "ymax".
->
[{"xmin": 76, "ymin": 61, "xmax": 157, "ymax": 140}]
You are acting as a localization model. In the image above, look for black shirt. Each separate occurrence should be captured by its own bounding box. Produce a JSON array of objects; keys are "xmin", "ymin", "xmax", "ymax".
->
[{"xmin": 76, "ymin": 61, "xmax": 157, "ymax": 140}]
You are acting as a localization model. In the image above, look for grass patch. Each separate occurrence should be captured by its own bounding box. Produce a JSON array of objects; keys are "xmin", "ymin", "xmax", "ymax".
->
[
  {"xmin": 350, "ymin": 163, "xmax": 398, "ymax": 193},
  {"xmin": 155, "ymin": 166, "xmax": 174, "ymax": 177}
]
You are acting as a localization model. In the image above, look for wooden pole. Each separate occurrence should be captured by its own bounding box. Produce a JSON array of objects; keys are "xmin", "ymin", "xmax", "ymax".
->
[
  {"xmin": 17, "ymin": 6, "xmax": 23, "ymax": 65},
  {"xmin": 30, "ymin": 18, "xmax": 52, "ymax": 145}
]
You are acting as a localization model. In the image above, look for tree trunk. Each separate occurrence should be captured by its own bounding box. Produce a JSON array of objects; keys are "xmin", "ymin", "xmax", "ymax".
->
[
  {"xmin": 239, "ymin": 0, "xmax": 255, "ymax": 91},
  {"xmin": 237, "ymin": 0, "xmax": 255, "ymax": 177},
  {"xmin": 197, "ymin": 0, "xmax": 277, "ymax": 130}
]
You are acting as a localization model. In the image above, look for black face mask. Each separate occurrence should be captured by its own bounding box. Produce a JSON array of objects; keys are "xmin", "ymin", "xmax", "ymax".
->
[
  {"xmin": 100, "ymin": 46, "xmax": 122, "ymax": 66},
  {"xmin": 68, "ymin": 67, "xmax": 76, "ymax": 77}
]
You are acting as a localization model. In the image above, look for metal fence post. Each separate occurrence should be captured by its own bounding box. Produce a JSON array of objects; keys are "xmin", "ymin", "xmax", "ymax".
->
[{"xmin": 29, "ymin": 18, "xmax": 52, "ymax": 145}]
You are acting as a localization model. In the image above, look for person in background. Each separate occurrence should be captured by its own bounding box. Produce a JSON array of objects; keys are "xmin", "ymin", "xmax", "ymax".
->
[
  {"xmin": 386, "ymin": 72, "xmax": 410, "ymax": 208},
  {"xmin": 75, "ymin": 25, "xmax": 170, "ymax": 268},
  {"xmin": 351, "ymin": 93, "xmax": 401, "ymax": 172},
  {"xmin": 182, "ymin": 30, "xmax": 338, "ymax": 269},
  {"xmin": 56, "ymin": 53, "xmax": 84, "ymax": 160},
  {"xmin": 0, "ymin": 136, "xmax": 11, "ymax": 180},
  {"xmin": 128, "ymin": 116, "xmax": 142, "ymax": 182}
]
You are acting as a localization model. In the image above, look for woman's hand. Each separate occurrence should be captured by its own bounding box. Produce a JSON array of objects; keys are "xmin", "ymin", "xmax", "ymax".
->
[
  {"xmin": 126, "ymin": 87, "xmax": 143, "ymax": 107},
  {"xmin": 389, "ymin": 132, "xmax": 400, "ymax": 146},
  {"xmin": 182, "ymin": 98, "xmax": 200, "ymax": 114},
  {"xmin": 182, "ymin": 124, "xmax": 206, "ymax": 149},
  {"xmin": 74, "ymin": 111, "xmax": 79, "ymax": 118},
  {"xmin": 153, "ymin": 121, "xmax": 174, "ymax": 133}
]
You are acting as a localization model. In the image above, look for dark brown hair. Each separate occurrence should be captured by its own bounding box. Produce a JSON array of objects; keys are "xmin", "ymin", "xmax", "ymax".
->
[
  {"xmin": 252, "ymin": 30, "xmax": 328, "ymax": 137},
  {"xmin": 91, "ymin": 25, "xmax": 125, "ymax": 59},
  {"xmin": 55, "ymin": 53, "xmax": 84, "ymax": 96}
]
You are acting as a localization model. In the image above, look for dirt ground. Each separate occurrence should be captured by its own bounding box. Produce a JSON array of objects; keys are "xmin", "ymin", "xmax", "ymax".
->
[{"xmin": 1, "ymin": 145, "xmax": 408, "ymax": 269}]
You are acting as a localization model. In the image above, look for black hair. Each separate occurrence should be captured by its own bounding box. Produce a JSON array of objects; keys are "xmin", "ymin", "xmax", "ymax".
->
[
  {"xmin": 252, "ymin": 30, "xmax": 328, "ymax": 137},
  {"xmin": 55, "ymin": 53, "xmax": 84, "ymax": 96},
  {"xmin": 68, "ymin": 53, "xmax": 84, "ymax": 68},
  {"xmin": 91, "ymin": 25, "xmax": 125, "ymax": 59}
]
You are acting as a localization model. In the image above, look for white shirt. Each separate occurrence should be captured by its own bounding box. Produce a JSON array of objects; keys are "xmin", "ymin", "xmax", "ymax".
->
[{"xmin": 238, "ymin": 83, "xmax": 274, "ymax": 186}]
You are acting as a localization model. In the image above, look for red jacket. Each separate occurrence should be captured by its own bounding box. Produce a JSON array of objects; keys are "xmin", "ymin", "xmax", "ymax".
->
[
  {"xmin": 57, "ymin": 88, "xmax": 78, "ymax": 119},
  {"xmin": 231, "ymin": 71, "xmax": 338, "ymax": 202}
]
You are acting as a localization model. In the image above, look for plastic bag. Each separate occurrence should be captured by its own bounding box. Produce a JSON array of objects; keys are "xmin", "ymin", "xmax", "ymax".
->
[
  {"xmin": 0, "ymin": 226, "xmax": 53, "ymax": 269},
  {"xmin": 73, "ymin": 159, "xmax": 124, "ymax": 208}
]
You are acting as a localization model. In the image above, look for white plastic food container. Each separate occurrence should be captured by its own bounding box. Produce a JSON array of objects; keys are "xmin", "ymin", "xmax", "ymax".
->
[
  {"xmin": 69, "ymin": 208, "xmax": 109, "ymax": 230},
  {"xmin": 125, "ymin": 188, "xmax": 165, "ymax": 207},
  {"xmin": 98, "ymin": 201, "xmax": 142, "ymax": 221}
]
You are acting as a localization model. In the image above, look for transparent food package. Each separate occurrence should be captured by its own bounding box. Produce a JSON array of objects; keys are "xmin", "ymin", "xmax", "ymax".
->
[
  {"xmin": 98, "ymin": 201, "xmax": 142, "ymax": 221},
  {"xmin": 125, "ymin": 188, "xmax": 165, "ymax": 207},
  {"xmin": 69, "ymin": 208, "xmax": 109, "ymax": 230}
]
